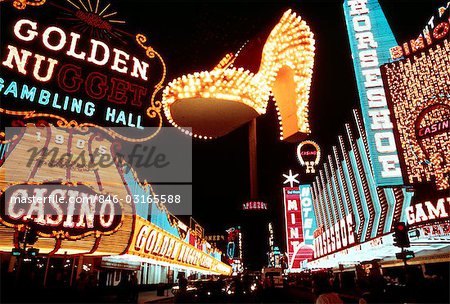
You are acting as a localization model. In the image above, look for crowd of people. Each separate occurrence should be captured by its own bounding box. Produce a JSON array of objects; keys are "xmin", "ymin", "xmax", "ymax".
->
[
  {"xmin": 308, "ymin": 263, "xmax": 449, "ymax": 304},
  {"xmin": 167, "ymin": 263, "xmax": 447, "ymax": 304}
]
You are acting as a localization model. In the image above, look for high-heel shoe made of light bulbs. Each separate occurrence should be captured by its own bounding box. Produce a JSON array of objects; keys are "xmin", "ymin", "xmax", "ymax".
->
[{"xmin": 162, "ymin": 9, "xmax": 315, "ymax": 142}]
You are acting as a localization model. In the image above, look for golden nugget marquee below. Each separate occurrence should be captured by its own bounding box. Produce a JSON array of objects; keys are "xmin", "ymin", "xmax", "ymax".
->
[{"xmin": 0, "ymin": 126, "xmax": 231, "ymax": 278}]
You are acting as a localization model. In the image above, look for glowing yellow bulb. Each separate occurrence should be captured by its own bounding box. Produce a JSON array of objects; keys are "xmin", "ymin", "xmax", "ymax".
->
[{"xmin": 161, "ymin": 10, "xmax": 314, "ymax": 140}]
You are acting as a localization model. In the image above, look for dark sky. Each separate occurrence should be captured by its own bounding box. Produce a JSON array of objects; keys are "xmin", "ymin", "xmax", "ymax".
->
[{"xmin": 117, "ymin": 0, "xmax": 448, "ymax": 269}]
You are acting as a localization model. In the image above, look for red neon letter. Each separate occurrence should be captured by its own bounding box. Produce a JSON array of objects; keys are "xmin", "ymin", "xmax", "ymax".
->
[{"xmin": 57, "ymin": 64, "xmax": 83, "ymax": 93}]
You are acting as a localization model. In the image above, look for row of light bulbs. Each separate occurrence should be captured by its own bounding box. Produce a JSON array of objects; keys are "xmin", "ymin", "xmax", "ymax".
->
[{"xmin": 161, "ymin": 9, "xmax": 315, "ymax": 140}]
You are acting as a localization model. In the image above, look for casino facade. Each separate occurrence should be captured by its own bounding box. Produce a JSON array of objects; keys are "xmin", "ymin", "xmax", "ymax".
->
[
  {"xmin": 286, "ymin": 0, "xmax": 450, "ymax": 280},
  {"xmin": 0, "ymin": 126, "xmax": 231, "ymax": 287},
  {"xmin": 0, "ymin": 0, "xmax": 231, "ymax": 290}
]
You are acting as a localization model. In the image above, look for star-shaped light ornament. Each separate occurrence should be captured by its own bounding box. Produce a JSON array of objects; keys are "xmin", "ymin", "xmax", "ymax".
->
[{"xmin": 283, "ymin": 170, "xmax": 300, "ymax": 187}]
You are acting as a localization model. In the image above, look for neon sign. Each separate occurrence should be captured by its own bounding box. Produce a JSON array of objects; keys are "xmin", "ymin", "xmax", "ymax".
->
[
  {"xmin": 0, "ymin": 125, "xmax": 135, "ymax": 254},
  {"xmin": 299, "ymin": 185, "xmax": 317, "ymax": 245},
  {"xmin": 0, "ymin": 1, "xmax": 166, "ymax": 141},
  {"xmin": 406, "ymin": 195, "xmax": 450, "ymax": 226},
  {"xmin": 381, "ymin": 39, "xmax": 450, "ymax": 190},
  {"xmin": 296, "ymin": 140, "xmax": 320, "ymax": 174},
  {"xmin": 242, "ymin": 201, "xmax": 267, "ymax": 210},
  {"xmin": 343, "ymin": 0, "xmax": 403, "ymax": 186},
  {"xmin": 390, "ymin": 3, "xmax": 450, "ymax": 60},
  {"xmin": 283, "ymin": 186, "xmax": 313, "ymax": 270},
  {"xmin": 130, "ymin": 217, "xmax": 231, "ymax": 275},
  {"xmin": 225, "ymin": 227, "xmax": 240, "ymax": 262},
  {"xmin": 313, "ymin": 213, "xmax": 356, "ymax": 259},
  {"xmin": 1, "ymin": 183, "xmax": 123, "ymax": 238}
]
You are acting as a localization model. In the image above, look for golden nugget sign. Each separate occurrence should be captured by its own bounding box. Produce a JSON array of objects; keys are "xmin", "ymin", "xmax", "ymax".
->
[
  {"xmin": 0, "ymin": 0, "xmax": 165, "ymax": 140},
  {"xmin": 129, "ymin": 218, "xmax": 231, "ymax": 275}
]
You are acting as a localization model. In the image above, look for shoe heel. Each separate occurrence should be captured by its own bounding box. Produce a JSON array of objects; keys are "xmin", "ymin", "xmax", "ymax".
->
[
  {"xmin": 257, "ymin": 10, "xmax": 315, "ymax": 141},
  {"xmin": 162, "ymin": 10, "xmax": 315, "ymax": 141}
]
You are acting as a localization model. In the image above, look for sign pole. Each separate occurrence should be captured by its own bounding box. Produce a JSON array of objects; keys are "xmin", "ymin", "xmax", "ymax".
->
[
  {"xmin": 43, "ymin": 255, "xmax": 51, "ymax": 288},
  {"xmin": 249, "ymin": 119, "xmax": 258, "ymax": 199},
  {"xmin": 15, "ymin": 230, "xmax": 28, "ymax": 286},
  {"xmin": 69, "ymin": 257, "xmax": 76, "ymax": 287}
]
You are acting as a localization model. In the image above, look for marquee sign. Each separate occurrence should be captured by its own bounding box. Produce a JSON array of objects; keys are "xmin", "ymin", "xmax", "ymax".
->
[
  {"xmin": 343, "ymin": 0, "xmax": 403, "ymax": 186},
  {"xmin": 296, "ymin": 140, "xmax": 320, "ymax": 174},
  {"xmin": 242, "ymin": 201, "xmax": 268, "ymax": 210},
  {"xmin": 313, "ymin": 213, "xmax": 356, "ymax": 259},
  {"xmin": 1, "ymin": 183, "xmax": 123, "ymax": 238},
  {"xmin": 381, "ymin": 39, "xmax": 450, "ymax": 190},
  {"xmin": 406, "ymin": 191, "xmax": 450, "ymax": 227},
  {"xmin": 283, "ymin": 187, "xmax": 312, "ymax": 270},
  {"xmin": 0, "ymin": 125, "xmax": 135, "ymax": 255},
  {"xmin": 389, "ymin": 3, "xmax": 450, "ymax": 60},
  {"xmin": 0, "ymin": 0, "xmax": 166, "ymax": 141},
  {"xmin": 129, "ymin": 217, "xmax": 232, "ymax": 275}
]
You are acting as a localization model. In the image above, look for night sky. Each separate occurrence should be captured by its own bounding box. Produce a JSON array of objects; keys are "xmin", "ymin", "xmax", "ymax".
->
[{"xmin": 115, "ymin": 0, "xmax": 448, "ymax": 269}]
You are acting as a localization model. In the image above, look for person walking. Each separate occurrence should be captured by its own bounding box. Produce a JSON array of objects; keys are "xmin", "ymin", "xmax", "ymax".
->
[{"xmin": 175, "ymin": 273, "xmax": 188, "ymax": 303}]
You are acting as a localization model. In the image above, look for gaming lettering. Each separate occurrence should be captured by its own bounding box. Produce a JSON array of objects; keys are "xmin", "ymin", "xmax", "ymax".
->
[{"xmin": 406, "ymin": 196, "xmax": 450, "ymax": 226}]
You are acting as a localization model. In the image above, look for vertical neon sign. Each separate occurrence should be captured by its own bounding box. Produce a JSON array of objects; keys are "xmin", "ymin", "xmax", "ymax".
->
[
  {"xmin": 283, "ymin": 187, "xmax": 303, "ymax": 271},
  {"xmin": 343, "ymin": 0, "xmax": 403, "ymax": 186},
  {"xmin": 299, "ymin": 185, "xmax": 317, "ymax": 247}
]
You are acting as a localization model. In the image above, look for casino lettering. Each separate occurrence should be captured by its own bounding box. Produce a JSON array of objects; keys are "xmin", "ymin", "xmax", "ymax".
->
[
  {"xmin": 2, "ymin": 184, "xmax": 122, "ymax": 233},
  {"xmin": 417, "ymin": 119, "xmax": 450, "ymax": 138}
]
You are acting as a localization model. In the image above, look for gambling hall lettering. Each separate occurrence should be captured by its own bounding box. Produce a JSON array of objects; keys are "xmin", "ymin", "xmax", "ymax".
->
[{"xmin": 1, "ymin": 18, "xmax": 155, "ymax": 128}]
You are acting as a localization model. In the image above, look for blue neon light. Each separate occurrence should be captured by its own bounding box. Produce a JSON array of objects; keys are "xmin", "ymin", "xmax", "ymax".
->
[
  {"xmin": 349, "ymin": 150, "xmax": 370, "ymax": 242},
  {"xmin": 335, "ymin": 167, "xmax": 350, "ymax": 217},
  {"xmin": 341, "ymin": 159, "xmax": 361, "ymax": 236},
  {"xmin": 299, "ymin": 185, "xmax": 318, "ymax": 246},
  {"xmin": 383, "ymin": 188, "xmax": 396, "ymax": 233},
  {"xmin": 328, "ymin": 170, "xmax": 344, "ymax": 221},
  {"xmin": 343, "ymin": 0, "xmax": 403, "ymax": 186},
  {"xmin": 357, "ymin": 138, "xmax": 382, "ymax": 238}
]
